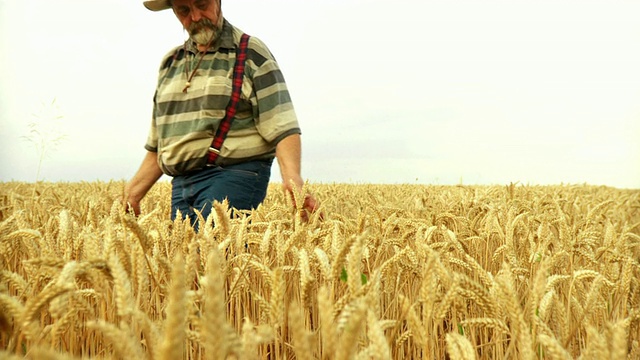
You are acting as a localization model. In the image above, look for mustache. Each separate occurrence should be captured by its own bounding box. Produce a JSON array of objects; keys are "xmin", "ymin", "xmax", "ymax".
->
[{"xmin": 188, "ymin": 18, "xmax": 216, "ymax": 35}]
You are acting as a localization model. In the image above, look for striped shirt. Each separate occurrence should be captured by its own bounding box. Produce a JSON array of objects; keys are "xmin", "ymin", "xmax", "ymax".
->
[{"xmin": 145, "ymin": 20, "xmax": 301, "ymax": 176}]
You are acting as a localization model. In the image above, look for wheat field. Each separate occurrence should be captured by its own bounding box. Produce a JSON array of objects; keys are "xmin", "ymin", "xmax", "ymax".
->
[{"xmin": 0, "ymin": 181, "xmax": 638, "ymax": 359}]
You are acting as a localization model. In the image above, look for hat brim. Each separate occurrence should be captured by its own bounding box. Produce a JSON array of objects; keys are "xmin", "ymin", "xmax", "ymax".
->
[{"xmin": 143, "ymin": 0, "xmax": 172, "ymax": 11}]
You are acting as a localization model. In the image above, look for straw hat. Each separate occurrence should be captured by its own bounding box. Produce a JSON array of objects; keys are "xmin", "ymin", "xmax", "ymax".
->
[{"xmin": 143, "ymin": 0, "xmax": 171, "ymax": 11}]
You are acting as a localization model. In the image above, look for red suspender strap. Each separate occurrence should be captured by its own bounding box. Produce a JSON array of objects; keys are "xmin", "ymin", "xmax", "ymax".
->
[{"xmin": 206, "ymin": 33, "xmax": 251, "ymax": 165}]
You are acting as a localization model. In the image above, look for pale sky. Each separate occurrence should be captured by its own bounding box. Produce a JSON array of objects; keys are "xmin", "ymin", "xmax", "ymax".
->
[{"xmin": 1, "ymin": 0, "xmax": 639, "ymax": 188}]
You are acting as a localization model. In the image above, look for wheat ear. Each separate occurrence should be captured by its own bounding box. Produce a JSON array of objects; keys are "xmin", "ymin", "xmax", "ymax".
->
[
  {"xmin": 122, "ymin": 214, "xmax": 161, "ymax": 290},
  {"xmin": 157, "ymin": 253, "xmax": 188, "ymax": 360},
  {"xmin": 400, "ymin": 294, "xmax": 425, "ymax": 346},
  {"xmin": 445, "ymin": 332, "xmax": 477, "ymax": 360},
  {"xmin": 346, "ymin": 233, "xmax": 365, "ymax": 295},
  {"xmin": 212, "ymin": 199, "xmax": 231, "ymax": 238},
  {"xmin": 459, "ymin": 318, "xmax": 509, "ymax": 334},
  {"xmin": 289, "ymin": 301, "xmax": 315, "ymax": 360},
  {"xmin": 495, "ymin": 263, "xmax": 534, "ymax": 360},
  {"xmin": 334, "ymin": 298, "xmax": 367, "ymax": 360},
  {"xmin": 23, "ymin": 348, "xmax": 78, "ymax": 360},
  {"xmin": 537, "ymin": 334, "xmax": 572, "ymax": 360},
  {"xmin": 269, "ymin": 267, "xmax": 285, "ymax": 328},
  {"xmin": 318, "ymin": 286, "xmax": 337, "ymax": 359},
  {"xmin": 107, "ymin": 253, "xmax": 135, "ymax": 319},
  {"xmin": 364, "ymin": 308, "xmax": 391, "ymax": 360},
  {"xmin": 86, "ymin": 320, "xmax": 144, "ymax": 359},
  {"xmin": 607, "ymin": 319, "xmax": 628, "ymax": 360},
  {"xmin": 581, "ymin": 324, "xmax": 607, "ymax": 359},
  {"xmin": 201, "ymin": 250, "xmax": 229, "ymax": 359},
  {"xmin": 20, "ymin": 282, "xmax": 73, "ymax": 342}
]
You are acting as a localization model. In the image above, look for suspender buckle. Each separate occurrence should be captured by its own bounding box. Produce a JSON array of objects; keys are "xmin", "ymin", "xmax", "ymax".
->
[{"xmin": 206, "ymin": 147, "xmax": 221, "ymax": 166}]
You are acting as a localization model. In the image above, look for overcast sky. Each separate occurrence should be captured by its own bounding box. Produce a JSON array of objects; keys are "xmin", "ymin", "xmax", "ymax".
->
[{"xmin": 1, "ymin": 0, "xmax": 639, "ymax": 188}]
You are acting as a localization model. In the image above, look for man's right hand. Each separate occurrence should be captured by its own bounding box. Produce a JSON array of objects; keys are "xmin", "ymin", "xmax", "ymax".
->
[
  {"xmin": 123, "ymin": 196, "xmax": 141, "ymax": 217},
  {"xmin": 123, "ymin": 150, "xmax": 164, "ymax": 217}
]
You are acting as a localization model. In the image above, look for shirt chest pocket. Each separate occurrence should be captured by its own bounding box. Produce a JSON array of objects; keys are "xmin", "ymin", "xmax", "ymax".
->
[
  {"xmin": 202, "ymin": 72, "xmax": 253, "ymax": 113},
  {"xmin": 200, "ymin": 73, "xmax": 236, "ymax": 120},
  {"xmin": 204, "ymin": 74, "xmax": 233, "ymax": 95}
]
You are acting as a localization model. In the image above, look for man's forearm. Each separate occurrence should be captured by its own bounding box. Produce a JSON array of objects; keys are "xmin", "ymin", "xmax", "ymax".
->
[
  {"xmin": 125, "ymin": 151, "xmax": 164, "ymax": 204},
  {"xmin": 275, "ymin": 134, "xmax": 303, "ymax": 188},
  {"xmin": 275, "ymin": 133, "xmax": 321, "ymax": 220}
]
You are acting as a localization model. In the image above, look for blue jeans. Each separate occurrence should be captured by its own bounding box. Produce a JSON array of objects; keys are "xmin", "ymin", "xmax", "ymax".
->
[{"xmin": 170, "ymin": 159, "xmax": 272, "ymax": 228}]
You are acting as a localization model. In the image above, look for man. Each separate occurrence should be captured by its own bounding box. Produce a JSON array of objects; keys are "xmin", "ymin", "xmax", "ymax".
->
[{"xmin": 124, "ymin": 0, "xmax": 319, "ymax": 226}]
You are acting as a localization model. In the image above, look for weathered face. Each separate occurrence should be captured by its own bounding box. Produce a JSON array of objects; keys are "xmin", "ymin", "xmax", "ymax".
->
[{"xmin": 171, "ymin": 0, "xmax": 222, "ymax": 46}]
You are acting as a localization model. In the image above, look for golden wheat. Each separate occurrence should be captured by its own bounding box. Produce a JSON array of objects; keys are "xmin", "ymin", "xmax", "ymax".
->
[{"xmin": 0, "ymin": 181, "xmax": 638, "ymax": 359}]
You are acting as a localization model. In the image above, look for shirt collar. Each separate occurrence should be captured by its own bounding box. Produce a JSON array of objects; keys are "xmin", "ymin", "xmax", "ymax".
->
[{"xmin": 184, "ymin": 19, "xmax": 235, "ymax": 54}]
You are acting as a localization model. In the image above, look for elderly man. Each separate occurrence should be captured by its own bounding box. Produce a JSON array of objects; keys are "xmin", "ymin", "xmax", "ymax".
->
[{"xmin": 124, "ymin": 0, "xmax": 318, "ymax": 226}]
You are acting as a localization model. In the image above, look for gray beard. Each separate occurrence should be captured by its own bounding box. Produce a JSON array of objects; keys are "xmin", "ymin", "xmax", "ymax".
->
[
  {"xmin": 188, "ymin": 17, "xmax": 223, "ymax": 46},
  {"xmin": 191, "ymin": 27, "xmax": 216, "ymax": 45}
]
